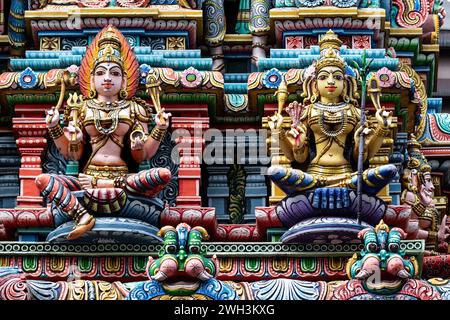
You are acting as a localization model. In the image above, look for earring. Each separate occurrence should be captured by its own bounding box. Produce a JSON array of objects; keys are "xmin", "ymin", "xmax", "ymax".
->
[
  {"xmin": 311, "ymin": 85, "xmax": 319, "ymax": 103},
  {"xmin": 342, "ymin": 83, "xmax": 350, "ymax": 103},
  {"xmin": 89, "ymin": 88, "xmax": 97, "ymax": 99},
  {"xmin": 119, "ymin": 89, "xmax": 128, "ymax": 100}
]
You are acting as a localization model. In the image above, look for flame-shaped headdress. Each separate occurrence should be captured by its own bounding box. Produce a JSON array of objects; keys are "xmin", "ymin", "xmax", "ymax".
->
[{"xmin": 79, "ymin": 25, "xmax": 139, "ymax": 98}]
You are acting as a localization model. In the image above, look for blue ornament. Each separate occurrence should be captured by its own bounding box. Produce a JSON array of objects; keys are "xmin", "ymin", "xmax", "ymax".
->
[
  {"xmin": 345, "ymin": 64, "xmax": 356, "ymax": 78},
  {"xmin": 19, "ymin": 67, "xmax": 38, "ymax": 89},
  {"xmin": 263, "ymin": 68, "xmax": 283, "ymax": 89},
  {"xmin": 139, "ymin": 64, "xmax": 153, "ymax": 84}
]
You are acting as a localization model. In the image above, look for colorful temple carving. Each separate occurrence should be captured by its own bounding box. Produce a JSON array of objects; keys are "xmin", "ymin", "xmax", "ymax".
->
[{"xmin": 0, "ymin": 0, "xmax": 450, "ymax": 301}]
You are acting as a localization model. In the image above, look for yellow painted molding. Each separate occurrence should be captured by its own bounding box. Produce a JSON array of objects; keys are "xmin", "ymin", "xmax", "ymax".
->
[
  {"xmin": 389, "ymin": 28, "xmax": 422, "ymax": 36},
  {"xmin": 422, "ymin": 44, "xmax": 440, "ymax": 52},
  {"xmin": 224, "ymin": 34, "xmax": 252, "ymax": 42}
]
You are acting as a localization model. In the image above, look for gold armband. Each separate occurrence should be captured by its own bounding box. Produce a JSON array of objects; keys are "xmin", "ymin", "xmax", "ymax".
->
[
  {"xmin": 150, "ymin": 127, "xmax": 166, "ymax": 142},
  {"xmin": 48, "ymin": 125, "xmax": 64, "ymax": 139},
  {"xmin": 412, "ymin": 201, "xmax": 427, "ymax": 217}
]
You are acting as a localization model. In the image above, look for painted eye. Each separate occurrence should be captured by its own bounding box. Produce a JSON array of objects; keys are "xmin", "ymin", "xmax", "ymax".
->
[
  {"xmin": 166, "ymin": 245, "xmax": 176, "ymax": 254},
  {"xmin": 388, "ymin": 243, "xmax": 399, "ymax": 252},
  {"xmin": 367, "ymin": 243, "xmax": 378, "ymax": 252},
  {"xmin": 190, "ymin": 246, "xmax": 200, "ymax": 254},
  {"xmin": 334, "ymin": 75, "xmax": 343, "ymax": 80}
]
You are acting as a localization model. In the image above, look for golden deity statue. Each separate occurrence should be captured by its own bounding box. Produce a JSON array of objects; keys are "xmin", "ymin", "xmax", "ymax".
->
[
  {"xmin": 267, "ymin": 30, "xmax": 397, "ymax": 196},
  {"xmin": 36, "ymin": 26, "xmax": 172, "ymax": 240}
]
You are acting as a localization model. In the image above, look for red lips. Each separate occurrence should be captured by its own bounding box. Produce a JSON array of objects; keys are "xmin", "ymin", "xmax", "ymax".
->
[
  {"xmin": 326, "ymin": 86, "xmax": 337, "ymax": 92},
  {"xmin": 102, "ymin": 83, "xmax": 113, "ymax": 89}
]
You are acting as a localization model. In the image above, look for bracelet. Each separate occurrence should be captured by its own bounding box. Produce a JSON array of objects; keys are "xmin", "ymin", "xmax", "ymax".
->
[
  {"xmin": 375, "ymin": 126, "xmax": 391, "ymax": 137},
  {"xmin": 70, "ymin": 143, "xmax": 81, "ymax": 152},
  {"xmin": 48, "ymin": 125, "xmax": 64, "ymax": 139},
  {"xmin": 211, "ymin": 54, "xmax": 224, "ymax": 60},
  {"xmin": 113, "ymin": 176, "xmax": 126, "ymax": 189},
  {"xmin": 150, "ymin": 127, "xmax": 166, "ymax": 142},
  {"xmin": 428, "ymin": 231, "xmax": 438, "ymax": 242}
]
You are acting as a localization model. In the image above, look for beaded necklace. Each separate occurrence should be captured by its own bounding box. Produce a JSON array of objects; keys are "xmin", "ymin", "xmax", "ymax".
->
[{"xmin": 314, "ymin": 102, "xmax": 348, "ymax": 137}]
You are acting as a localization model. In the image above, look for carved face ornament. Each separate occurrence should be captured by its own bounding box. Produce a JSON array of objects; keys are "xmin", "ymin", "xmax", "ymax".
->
[
  {"xmin": 419, "ymin": 172, "xmax": 435, "ymax": 206},
  {"xmin": 316, "ymin": 66, "xmax": 345, "ymax": 102},
  {"xmin": 92, "ymin": 62, "xmax": 125, "ymax": 99}
]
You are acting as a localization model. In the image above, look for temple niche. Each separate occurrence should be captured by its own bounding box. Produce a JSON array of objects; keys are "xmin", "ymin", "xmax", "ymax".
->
[{"xmin": 0, "ymin": 0, "xmax": 450, "ymax": 301}]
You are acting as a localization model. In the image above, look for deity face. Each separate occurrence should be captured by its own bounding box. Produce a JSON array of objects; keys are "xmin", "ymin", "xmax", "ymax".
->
[
  {"xmin": 419, "ymin": 172, "xmax": 435, "ymax": 206},
  {"xmin": 316, "ymin": 66, "xmax": 345, "ymax": 104},
  {"xmin": 92, "ymin": 62, "xmax": 124, "ymax": 100}
]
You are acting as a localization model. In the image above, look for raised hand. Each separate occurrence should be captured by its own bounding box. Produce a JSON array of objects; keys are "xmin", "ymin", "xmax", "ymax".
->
[
  {"xmin": 268, "ymin": 111, "xmax": 284, "ymax": 131},
  {"xmin": 45, "ymin": 106, "xmax": 60, "ymax": 128},
  {"xmin": 63, "ymin": 123, "xmax": 83, "ymax": 144},
  {"xmin": 354, "ymin": 123, "xmax": 373, "ymax": 141},
  {"xmin": 155, "ymin": 108, "xmax": 172, "ymax": 129},
  {"xmin": 131, "ymin": 135, "xmax": 145, "ymax": 150},
  {"xmin": 438, "ymin": 215, "xmax": 450, "ymax": 243},
  {"xmin": 375, "ymin": 107, "xmax": 392, "ymax": 128}
]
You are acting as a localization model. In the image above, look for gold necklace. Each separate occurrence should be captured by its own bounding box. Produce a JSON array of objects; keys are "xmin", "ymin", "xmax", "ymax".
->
[
  {"xmin": 88, "ymin": 100, "xmax": 129, "ymax": 135},
  {"xmin": 318, "ymin": 108, "xmax": 348, "ymax": 137}
]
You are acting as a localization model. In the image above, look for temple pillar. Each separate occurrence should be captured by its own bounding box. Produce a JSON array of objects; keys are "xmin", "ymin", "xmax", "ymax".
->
[
  {"xmin": 172, "ymin": 117, "xmax": 209, "ymax": 207},
  {"xmin": 0, "ymin": 131, "xmax": 20, "ymax": 208},
  {"xmin": 243, "ymin": 166, "xmax": 266, "ymax": 223},
  {"xmin": 206, "ymin": 166, "xmax": 229, "ymax": 222},
  {"xmin": 12, "ymin": 107, "xmax": 47, "ymax": 208},
  {"xmin": 249, "ymin": 0, "xmax": 270, "ymax": 70}
]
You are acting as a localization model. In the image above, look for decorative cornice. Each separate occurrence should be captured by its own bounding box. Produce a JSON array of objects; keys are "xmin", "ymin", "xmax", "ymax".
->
[
  {"xmin": 24, "ymin": 7, "xmax": 203, "ymax": 19},
  {"xmin": 0, "ymin": 240, "xmax": 424, "ymax": 257}
]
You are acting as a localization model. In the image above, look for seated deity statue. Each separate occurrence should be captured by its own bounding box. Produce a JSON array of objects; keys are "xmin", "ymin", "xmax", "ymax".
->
[
  {"xmin": 399, "ymin": 136, "xmax": 449, "ymax": 252},
  {"xmin": 267, "ymin": 31, "xmax": 397, "ymax": 198},
  {"xmin": 35, "ymin": 26, "xmax": 172, "ymax": 241}
]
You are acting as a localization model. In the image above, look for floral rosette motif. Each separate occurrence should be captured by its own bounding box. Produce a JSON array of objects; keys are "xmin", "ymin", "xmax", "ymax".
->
[
  {"xmin": 263, "ymin": 68, "xmax": 283, "ymax": 89},
  {"xmin": 180, "ymin": 67, "xmax": 203, "ymax": 88},
  {"xmin": 376, "ymin": 67, "xmax": 395, "ymax": 88},
  {"xmin": 19, "ymin": 67, "xmax": 38, "ymax": 89}
]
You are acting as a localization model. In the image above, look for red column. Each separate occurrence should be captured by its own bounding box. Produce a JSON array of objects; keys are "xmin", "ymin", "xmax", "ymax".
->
[
  {"xmin": 12, "ymin": 116, "xmax": 47, "ymax": 208},
  {"xmin": 171, "ymin": 117, "xmax": 209, "ymax": 207}
]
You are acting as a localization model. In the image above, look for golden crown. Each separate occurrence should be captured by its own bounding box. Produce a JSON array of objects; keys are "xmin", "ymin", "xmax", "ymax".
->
[
  {"xmin": 407, "ymin": 135, "xmax": 431, "ymax": 174},
  {"xmin": 315, "ymin": 48, "xmax": 346, "ymax": 72},
  {"xmin": 319, "ymin": 30, "xmax": 343, "ymax": 51},
  {"xmin": 315, "ymin": 30, "xmax": 345, "ymax": 72},
  {"xmin": 93, "ymin": 26, "xmax": 123, "ymax": 70}
]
